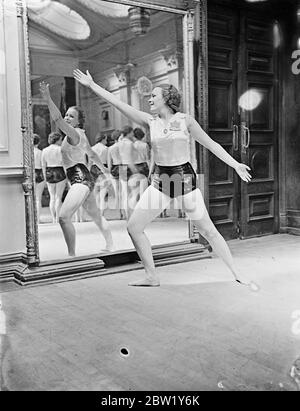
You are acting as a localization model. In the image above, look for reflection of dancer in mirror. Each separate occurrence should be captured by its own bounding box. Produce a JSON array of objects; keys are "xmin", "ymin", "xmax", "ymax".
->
[
  {"xmin": 41, "ymin": 131, "xmax": 66, "ymax": 223},
  {"xmin": 133, "ymin": 127, "xmax": 150, "ymax": 201},
  {"xmin": 90, "ymin": 133, "xmax": 110, "ymax": 213},
  {"xmin": 74, "ymin": 69, "xmax": 254, "ymax": 287},
  {"xmin": 39, "ymin": 82, "xmax": 114, "ymax": 256},
  {"xmin": 107, "ymin": 130, "xmax": 125, "ymax": 219},
  {"xmin": 33, "ymin": 134, "xmax": 45, "ymax": 223},
  {"xmin": 125, "ymin": 127, "xmax": 151, "ymax": 217},
  {"xmin": 118, "ymin": 125, "xmax": 139, "ymax": 220}
]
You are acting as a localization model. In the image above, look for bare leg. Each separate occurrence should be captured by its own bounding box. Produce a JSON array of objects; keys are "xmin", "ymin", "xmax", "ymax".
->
[
  {"xmin": 59, "ymin": 183, "xmax": 90, "ymax": 256},
  {"xmin": 74, "ymin": 206, "xmax": 85, "ymax": 222},
  {"xmin": 99, "ymin": 178, "xmax": 110, "ymax": 216},
  {"xmin": 82, "ymin": 192, "xmax": 114, "ymax": 251},
  {"xmin": 94, "ymin": 181, "xmax": 101, "ymax": 210},
  {"xmin": 120, "ymin": 178, "xmax": 129, "ymax": 220},
  {"xmin": 47, "ymin": 183, "xmax": 56, "ymax": 223},
  {"xmin": 127, "ymin": 175, "xmax": 142, "ymax": 220},
  {"xmin": 35, "ymin": 181, "xmax": 45, "ymax": 223},
  {"xmin": 182, "ymin": 189, "xmax": 254, "ymax": 286},
  {"xmin": 139, "ymin": 175, "xmax": 149, "ymax": 196},
  {"xmin": 127, "ymin": 185, "xmax": 171, "ymax": 286},
  {"xmin": 128, "ymin": 175, "xmax": 149, "ymax": 220},
  {"xmin": 110, "ymin": 178, "xmax": 119, "ymax": 209},
  {"xmin": 54, "ymin": 179, "xmax": 66, "ymax": 223},
  {"xmin": 110, "ymin": 177, "xmax": 123, "ymax": 218}
]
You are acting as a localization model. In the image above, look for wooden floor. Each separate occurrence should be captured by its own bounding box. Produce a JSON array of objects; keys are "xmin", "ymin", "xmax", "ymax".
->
[
  {"xmin": 1, "ymin": 233, "xmax": 300, "ymax": 391},
  {"xmin": 38, "ymin": 217, "xmax": 189, "ymax": 261}
]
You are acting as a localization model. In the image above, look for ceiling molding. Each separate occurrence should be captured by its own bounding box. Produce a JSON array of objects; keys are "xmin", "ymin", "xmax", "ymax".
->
[
  {"xmin": 75, "ymin": 0, "xmax": 129, "ymax": 17},
  {"xmin": 28, "ymin": 25, "xmax": 75, "ymax": 53},
  {"xmin": 28, "ymin": 1, "xmax": 91, "ymax": 40},
  {"xmin": 75, "ymin": 10, "xmax": 175, "ymax": 60},
  {"xmin": 28, "ymin": 20, "xmax": 77, "ymax": 51},
  {"xmin": 27, "ymin": 1, "xmax": 181, "ymax": 61},
  {"xmin": 26, "ymin": 0, "xmax": 52, "ymax": 12},
  {"xmin": 58, "ymin": 0, "xmax": 126, "ymax": 46}
]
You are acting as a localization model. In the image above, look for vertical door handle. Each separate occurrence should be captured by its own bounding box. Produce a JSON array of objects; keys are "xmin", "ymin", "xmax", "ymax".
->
[
  {"xmin": 245, "ymin": 126, "xmax": 250, "ymax": 149},
  {"xmin": 241, "ymin": 122, "xmax": 251, "ymax": 152},
  {"xmin": 232, "ymin": 125, "xmax": 239, "ymax": 151}
]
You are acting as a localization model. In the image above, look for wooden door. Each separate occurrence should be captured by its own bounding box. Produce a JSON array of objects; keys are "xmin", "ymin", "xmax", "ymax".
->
[
  {"xmin": 207, "ymin": 1, "xmax": 279, "ymax": 239},
  {"xmin": 239, "ymin": 11, "xmax": 279, "ymax": 238}
]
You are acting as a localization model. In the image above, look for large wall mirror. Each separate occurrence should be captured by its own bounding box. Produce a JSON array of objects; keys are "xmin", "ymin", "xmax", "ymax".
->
[{"xmin": 26, "ymin": 0, "xmax": 196, "ymax": 262}]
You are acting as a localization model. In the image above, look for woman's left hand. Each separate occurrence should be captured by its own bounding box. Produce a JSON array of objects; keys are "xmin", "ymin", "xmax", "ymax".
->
[
  {"xmin": 235, "ymin": 163, "xmax": 252, "ymax": 182},
  {"xmin": 39, "ymin": 81, "xmax": 51, "ymax": 100}
]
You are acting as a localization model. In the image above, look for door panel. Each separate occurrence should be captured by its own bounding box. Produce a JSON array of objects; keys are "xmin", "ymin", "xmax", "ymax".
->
[
  {"xmin": 240, "ymin": 13, "xmax": 278, "ymax": 238},
  {"xmin": 207, "ymin": 2, "xmax": 279, "ymax": 239},
  {"xmin": 208, "ymin": 4, "xmax": 239, "ymax": 239}
]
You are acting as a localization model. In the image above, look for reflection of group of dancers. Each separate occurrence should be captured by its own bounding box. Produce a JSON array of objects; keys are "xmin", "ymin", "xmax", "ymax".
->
[
  {"xmin": 90, "ymin": 125, "xmax": 150, "ymax": 220},
  {"xmin": 34, "ymin": 132, "xmax": 66, "ymax": 224},
  {"xmin": 36, "ymin": 69, "xmax": 256, "ymax": 289},
  {"xmin": 34, "ymin": 124, "xmax": 151, "ymax": 225}
]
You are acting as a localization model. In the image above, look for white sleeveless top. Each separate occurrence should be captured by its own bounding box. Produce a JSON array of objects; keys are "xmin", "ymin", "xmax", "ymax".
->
[
  {"xmin": 149, "ymin": 112, "xmax": 190, "ymax": 166},
  {"xmin": 118, "ymin": 137, "xmax": 134, "ymax": 165},
  {"xmin": 34, "ymin": 147, "xmax": 42, "ymax": 169},
  {"xmin": 41, "ymin": 144, "xmax": 64, "ymax": 167},
  {"xmin": 92, "ymin": 142, "xmax": 108, "ymax": 164},
  {"xmin": 61, "ymin": 128, "xmax": 89, "ymax": 169},
  {"xmin": 108, "ymin": 143, "xmax": 121, "ymax": 165},
  {"xmin": 133, "ymin": 140, "xmax": 149, "ymax": 163}
]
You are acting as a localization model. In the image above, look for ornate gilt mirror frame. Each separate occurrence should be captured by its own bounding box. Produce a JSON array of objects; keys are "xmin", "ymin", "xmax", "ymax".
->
[{"xmin": 17, "ymin": 0, "xmax": 208, "ymax": 266}]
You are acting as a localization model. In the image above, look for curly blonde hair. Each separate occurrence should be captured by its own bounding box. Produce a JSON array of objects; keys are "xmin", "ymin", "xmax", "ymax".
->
[{"xmin": 158, "ymin": 84, "xmax": 181, "ymax": 113}]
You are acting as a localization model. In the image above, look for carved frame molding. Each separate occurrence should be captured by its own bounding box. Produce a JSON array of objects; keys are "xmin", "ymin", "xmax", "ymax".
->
[
  {"xmin": 190, "ymin": 0, "xmax": 209, "ymax": 240},
  {"xmin": 16, "ymin": 0, "xmax": 39, "ymax": 265}
]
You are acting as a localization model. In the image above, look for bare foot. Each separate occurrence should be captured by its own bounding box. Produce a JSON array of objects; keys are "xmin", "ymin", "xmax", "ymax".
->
[
  {"xmin": 128, "ymin": 277, "xmax": 160, "ymax": 287},
  {"xmin": 235, "ymin": 279, "xmax": 260, "ymax": 292}
]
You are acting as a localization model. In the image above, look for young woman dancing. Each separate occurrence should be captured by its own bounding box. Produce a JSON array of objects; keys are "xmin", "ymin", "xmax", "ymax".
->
[
  {"xmin": 39, "ymin": 82, "xmax": 114, "ymax": 256},
  {"xmin": 73, "ymin": 69, "xmax": 255, "ymax": 288}
]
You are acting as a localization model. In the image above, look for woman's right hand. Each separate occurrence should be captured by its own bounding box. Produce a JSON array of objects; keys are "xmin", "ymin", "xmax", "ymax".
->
[{"xmin": 73, "ymin": 69, "xmax": 94, "ymax": 88}]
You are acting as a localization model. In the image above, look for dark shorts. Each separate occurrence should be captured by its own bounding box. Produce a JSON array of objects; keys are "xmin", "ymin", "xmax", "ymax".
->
[
  {"xmin": 111, "ymin": 164, "xmax": 120, "ymax": 180},
  {"xmin": 66, "ymin": 163, "xmax": 94, "ymax": 192},
  {"xmin": 90, "ymin": 164, "xmax": 107, "ymax": 181},
  {"xmin": 35, "ymin": 169, "xmax": 44, "ymax": 184},
  {"xmin": 119, "ymin": 165, "xmax": 134, "ymax": 182},
  {"xmin": 151, "ymin": 162, "xmax": 197, "ymax": 198},
  {"xmin": 135, "ymin": 162, "xmax": 149, "ymax": 178},
  {"xmin": 111, "ymin": 164, "xmax": 133, "ymax": 181},
  {"xmin": 46, "ymin": 166, "xmax": 66, "ymax": 184}
]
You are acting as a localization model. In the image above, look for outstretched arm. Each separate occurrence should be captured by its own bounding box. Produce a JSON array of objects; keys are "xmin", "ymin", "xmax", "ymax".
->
[
  {"xmin": 148, "ymin": 149, "xmax": 155, "ymax": 180},
  {"xmin": 73, "ymin": 69, "xmax": 151, "ymax": 128},
  {"xmin": 84, "ymin": 140, "xmax": 109, "ymax": 175},
  {"xmin": 186, "ymin": 116, "xmax": 252, "ymax": 182},
  {"xmin": 39, "ymin": 82, "xmax": 80, "ymax": 146}
]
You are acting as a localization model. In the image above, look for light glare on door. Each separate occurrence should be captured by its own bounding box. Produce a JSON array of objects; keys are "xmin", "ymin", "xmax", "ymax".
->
[{"xmin": 239, "ymin": 89, "xmax": 262, "ymax": 111}]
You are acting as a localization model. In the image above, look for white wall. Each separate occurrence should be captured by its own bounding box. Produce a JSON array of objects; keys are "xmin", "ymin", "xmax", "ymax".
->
[{"xmin": 0, "ymin": 0, "xmax": 26, "ymax": 257}]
